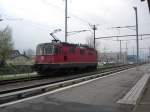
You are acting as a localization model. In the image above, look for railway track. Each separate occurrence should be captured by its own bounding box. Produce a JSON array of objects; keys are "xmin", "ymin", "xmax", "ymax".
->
[
  {"xmin": 0, "ymin": 64, "xmax": 132, "ymax": 93},
  {"xmin": 0, "ymin": 64, "xmax": 136, "ymax": 106},
  {"xmin": 0, "ymin": 64, "xmax": 133, "ymax": 85}
]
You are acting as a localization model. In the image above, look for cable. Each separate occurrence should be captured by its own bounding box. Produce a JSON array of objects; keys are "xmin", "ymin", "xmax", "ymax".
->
[
  {"xmin": 41, "ymin": 0, "xmax": 91, "ymax": 25},
  {"xmin": 1, "ymin": 14, "xmax": 61, "ymax": 31},
  {"xmin": 99, "ymin": 36, "xmax": 150, "ymax": 41},
  {"xmin": 20, "ymin": 19, "xmax": 60, "ymax": 30},
  {"xmin": 67, "ymin": 30, "xmax": 91, "ymax": 36},
  {"xmin": 96, "ymin": 34, "xmax": 150, "ymax": 39}
]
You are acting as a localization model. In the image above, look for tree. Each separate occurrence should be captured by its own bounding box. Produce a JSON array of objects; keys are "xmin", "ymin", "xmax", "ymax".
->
[
  {"xmin": 0, "ymin": 26, "xmax": 13, "ymax": 65},
  {"xmin": 86, "ymin": 35, "xmax": 101, "ymax": 61},
  {"xmin": 85, "ymin": 35, "xmax": 100, "ymax": 50}
]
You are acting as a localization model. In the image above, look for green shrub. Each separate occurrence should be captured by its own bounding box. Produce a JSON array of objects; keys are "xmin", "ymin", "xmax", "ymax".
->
[{"xmin": 0, "ymin": 64, "xmax": 33, "ymax": 75}]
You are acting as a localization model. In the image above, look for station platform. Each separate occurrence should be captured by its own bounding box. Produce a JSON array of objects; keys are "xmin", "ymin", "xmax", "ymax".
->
[
  {"xmin": 133, "ymin": 78, "xmax": 150, "ymax": 112},
  {"xmin": 0, "ymin": 64, "xmax": 150, "ymax": 112}
]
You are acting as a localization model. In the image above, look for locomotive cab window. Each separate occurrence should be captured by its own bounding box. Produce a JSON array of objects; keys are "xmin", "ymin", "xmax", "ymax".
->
[
  {"xmin": 54, "ymin": 46, "xmax": 61, "ymax": 55},
  {"xmin": 36, "ymin": 45, "xmax": 42, "ymax": 55},
  {"xmin": 45, "ymin": 45, "xmax": 54, "ymax": 54},
  {"xmin": 36, "ymin": 44, "xmax": 54, "ymax": 55}
]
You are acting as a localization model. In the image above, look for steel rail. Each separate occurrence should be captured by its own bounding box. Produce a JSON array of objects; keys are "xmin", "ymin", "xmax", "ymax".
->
[
  {"xmin": 0, "ymin": 64, "xmax": 133, "ymax": 94},
  {"xmin": 0, "ymin": 64, "xmax": 130, "ymax": 85},
  {"xmin": 0, "ymin": 64, "xmax": 135, "ymax": 105}
]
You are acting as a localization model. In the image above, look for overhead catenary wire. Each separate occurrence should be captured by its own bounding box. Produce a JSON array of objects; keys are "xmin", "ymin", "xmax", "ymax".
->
[
  {"xmin": 41, "ymin": 0, "xmax": 112, "ymax": 33},
  {"xmin": 1, "ymin": 15, "xmax": 61, "ymax": 31},
  {"xmin": 41, "ymin": 0, "xmax": 91, "ymax": 25},
  {"xmin": 100, "ymin": 36, "xmax": 150, "ymax": 41},
  {"xmin": 67, "ymin": 30, "xmax": 91, "ymax": 36},
  {"xmin": 96, "ymin": 34, "xmax": 150, "ymax": 39},
  {"xmin": 19, "ymin": 19, "xmax": 62, "ymax": 30}
]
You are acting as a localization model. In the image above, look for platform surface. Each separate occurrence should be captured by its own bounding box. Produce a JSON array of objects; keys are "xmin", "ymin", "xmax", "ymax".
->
[
  {"xmin": 0, "ymin": 64, "xmax": 150, "ymax": 112},
  {"xmin": 117, "ymin": 73, "xmax": 150, "ymax": 105},
  {"xmin": 133, "ymin": 79, "xmax": 150, "ymax": 112}
]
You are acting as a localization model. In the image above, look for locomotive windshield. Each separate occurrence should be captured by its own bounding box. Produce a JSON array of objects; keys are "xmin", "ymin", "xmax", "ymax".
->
[{"xmin": 36, "ymin": 44, "xmax": 54, "ymax": 55}]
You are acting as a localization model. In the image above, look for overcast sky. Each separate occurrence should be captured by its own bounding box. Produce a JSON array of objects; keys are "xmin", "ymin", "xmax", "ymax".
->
[{"xmin": 0, "ymin": 0, "xmax": 150, "ymax": 54}]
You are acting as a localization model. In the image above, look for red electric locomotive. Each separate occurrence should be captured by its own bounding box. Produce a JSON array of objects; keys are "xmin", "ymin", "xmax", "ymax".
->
[{"xmin": 34, "ymin": 41, "xmax": 97, "ymax": 75}]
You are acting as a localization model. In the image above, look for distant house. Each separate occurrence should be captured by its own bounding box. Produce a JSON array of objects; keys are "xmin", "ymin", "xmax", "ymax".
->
[
  {"xmin": 10, "ymin": 55, "xmax": 30, "ymax": 65},
  {"xmin": 11, "ymin": 50, "xmax": 20, "ymax": 58},
  {"xmin": 7, "ymin": 50, "xmax": 35, "ymax": 65}
]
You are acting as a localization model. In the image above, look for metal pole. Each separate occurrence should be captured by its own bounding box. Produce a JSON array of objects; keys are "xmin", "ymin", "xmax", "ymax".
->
[
  {"xmin": 134, "ymin": 7, "xmax": 139, "ymax": 65},
  {"xmin": 65, "ymin": 0, "xmax": 68, "ymax": 42},
  {"xmin": 91, "ymin": 25, "xmax": 97, "ymax": 49},
  {"xmin": 149, "ymin": 48, "xmax": 150, "ymax": 57},
  {"xmin": 126, "ymin": 42, "xmax": 128, "ymax": 64},
  {"xmin": 94, "ymin": 25, "xmax": 96, "ymax": 49},
  {"xmin": 119, "ymin": 40, "xmax": 122, "ymax": 63},
  {"xmin": 149, "ymin": 47, "xmax": 150, "ymax": 62}
]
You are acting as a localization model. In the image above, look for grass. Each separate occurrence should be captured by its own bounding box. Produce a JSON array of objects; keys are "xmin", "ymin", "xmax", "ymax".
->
[
  {"xmin": 0, "ymin": 64, "xmax": 35, "ymax": 81},
  {"xmin": 97, "ymin": 63, "xmax": 119, "ymax": 69},
  {"xmin": 0, "ymin": 72, "xmax": 38, "ymax": 81},
  {"xmin": 0, "ymin": 64, "xmax": 120, "ymax": 81}
]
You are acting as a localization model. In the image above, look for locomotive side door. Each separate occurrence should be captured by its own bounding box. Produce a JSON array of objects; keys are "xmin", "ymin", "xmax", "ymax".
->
[
  {"xmin": 58, "ymin": 47, "xmax": 64, "ymax": 63},
  {"xmin": 62, "ymin": 46, "xmax": 68, "ymax": 62},
  {"xmin": 64, "ymin": 52, "xmax": 67, "ymax": 62},
  {"xmin": 54, "ymin": 46, "xmax": 63, "ymax": 63}
]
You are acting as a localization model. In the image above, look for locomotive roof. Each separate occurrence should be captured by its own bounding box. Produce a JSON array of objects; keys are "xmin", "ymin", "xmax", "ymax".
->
[
  {"xmin": 38, "ymin": 42, "xmax": 96, "ymax": 51},
  {"xmin": 61, "ymin": 42, "xmax": 95, "ymax": 50}
]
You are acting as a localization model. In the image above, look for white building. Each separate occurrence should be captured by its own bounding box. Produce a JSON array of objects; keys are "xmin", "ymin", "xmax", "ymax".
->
[{"xmin": 98, "ymin": 52, "xmax": 127, "ymax": 64}]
